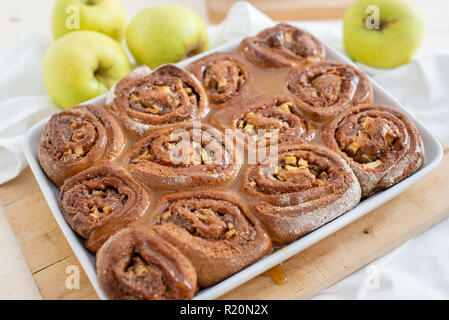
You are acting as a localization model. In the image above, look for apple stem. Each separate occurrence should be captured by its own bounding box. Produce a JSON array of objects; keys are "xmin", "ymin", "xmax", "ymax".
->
[{"xmin": 95, "ymin": 67, "xmax": 115, "ymax": 89}]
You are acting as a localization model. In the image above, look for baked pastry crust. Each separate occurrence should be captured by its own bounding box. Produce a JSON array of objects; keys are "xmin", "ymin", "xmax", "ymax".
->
[
  {"xmin": 322, "ymin": 104, "xmax": 424, "ymax": 197},
  {"xmin": 37, "ymin": 22, "xmax": 427, "ymax": 300},
  {"xmin": 111, "ymin": 64, "xmax": 209, "ymax": 139},
  {"xmin": 242, "ymin": 144, "xmax": 361, "ymax": 245},
  {"xmin": 287, "ymin": 61, "xmax": 374, "ymax": 122},
  {"xmin": 238, "ymin": 22, "xmax": 325, "ymax": 68},
  {"xmin": 59, "ymin": 162, "xmax": 151, "ymax": 252},
  {"xmin": 210, "ymin": 95, "xmax": 315, "ymax": 150},
  {"xmin": 125, "ymin": 122, "xmax": 242, "ymax": 190},
  {"xmin": 186, "ymin": 52, "xmax": 251, "ymax": 107},
  {"xmin": 38, "ymin": 104, "xmax": 125, "ymax": 186},
  {"xmin": 148, "ymin": 189, "xmax": 272, "ymax": 287},
  {"xmin": 97, "ymin": 225, "xmax": 198, "ymax": 300}
]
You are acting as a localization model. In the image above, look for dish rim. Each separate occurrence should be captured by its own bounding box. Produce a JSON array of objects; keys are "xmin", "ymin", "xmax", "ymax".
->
[{"xmin": 23, "ymin": 32, "xmax": 443, "ymax": 300}]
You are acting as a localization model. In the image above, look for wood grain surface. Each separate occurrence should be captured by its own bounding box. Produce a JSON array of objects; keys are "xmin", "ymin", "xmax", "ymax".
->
[
  {"xmin": 0, "ymin": 144, "xmax": 448, "ymax": 299},
  {"xmin": 206, "ymin": 0, "xmax": 353, "ymax": 23}
]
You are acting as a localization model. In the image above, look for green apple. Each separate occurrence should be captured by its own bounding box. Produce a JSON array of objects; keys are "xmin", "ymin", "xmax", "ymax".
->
[
  {"xmin": 126, "ymin": 4, "xmax": 209, "ymax": 69},
  {"xmin": 51, "ymin": 0, "xmax": 127, "ymax": 41},
  {"xmin": 43, "ymin": 31, "xmax": 130, "ymax": 109},
  {"xmin": 343, "ymin": 0, "xmax": 425, "ymax": 68}
]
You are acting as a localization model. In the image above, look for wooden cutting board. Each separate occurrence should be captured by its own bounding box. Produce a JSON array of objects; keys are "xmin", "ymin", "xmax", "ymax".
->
[
  {"xmin": 0, "ymin": 143, "xmax": 448, "ymax": 300},
  {"xmin": 207, "ymin": 0, "xmax": 353, "ymax": 23}
]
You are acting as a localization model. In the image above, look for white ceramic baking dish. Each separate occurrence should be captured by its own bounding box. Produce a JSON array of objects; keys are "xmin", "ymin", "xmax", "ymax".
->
[{"xmin": 23, "ymin": 33, "xmax": 443, "ymax": 300}]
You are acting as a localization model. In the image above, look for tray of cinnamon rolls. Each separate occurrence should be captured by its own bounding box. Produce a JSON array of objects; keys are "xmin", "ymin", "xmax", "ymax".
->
[{"xmin": 23, "ymin": 22, "xmax": 443, "ymax": 300}]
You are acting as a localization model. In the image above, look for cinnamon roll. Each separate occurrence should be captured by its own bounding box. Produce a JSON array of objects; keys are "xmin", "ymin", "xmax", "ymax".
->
[
  {"xmin": 286, "ymin": 61, "xmax": 374, "ymax": 122},
  {"xmin": 59, "ymin": 162, "xmax": 151, "ymax": 252},
  {"xmin": 97, "ymin": 226, "xmax": 197, "ymax": 300},
  {"xmin": 242, "ymin": 144, "xmax": 361, "ymax": 245},
  {"xmin": 126, "ymin": 122, "xmax": 242, "ymax": 190},
  {"xmin": 322, "ymin": 104, "xmax": 424, "ymax": 197},
  {"xmin": 147, "ymin": 189, "xmax": 272, "ymax": 287},
  {"xmin": 38, "ymin": 104, "xmax": 126, "ymax": 187},
  {"xmin": 111, "ymin": 64, "xmax": 209, "ymax": 139},
  {"xmin": 211, "ymin": 96, "xmax": 316, "ymax": 150},
  {"xmin": 238, "ymin": 22, "xmax": 325, "ymax": 68},
  {"xmin": 186, "ymin": 52, "xmax": 251, "ymax": 107}
]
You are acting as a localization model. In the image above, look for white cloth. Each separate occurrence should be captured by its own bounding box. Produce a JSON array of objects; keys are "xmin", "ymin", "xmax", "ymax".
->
[
  {"xmin": 0, "ymin": 32, "xmax": 58, "ymax": 184},
  {"xmin": 0, "ymin": 1, "xmax": 448, "ymax": 299}
]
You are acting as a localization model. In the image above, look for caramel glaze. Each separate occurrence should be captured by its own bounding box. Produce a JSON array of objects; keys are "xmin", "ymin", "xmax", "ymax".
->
[
  {"xmin": 107, "ymin": 54, "xmax": 349, "ymax": 286},
  {"xmin": 48, "ymin": 43, "xmax": 423, "ymax": 289},
  {"xmin": 264, "ymin": 264, "xmax": 288, "ymax": 285}
]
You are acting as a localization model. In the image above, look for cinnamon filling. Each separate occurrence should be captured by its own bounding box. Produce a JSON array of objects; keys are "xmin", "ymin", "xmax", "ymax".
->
[
  {"xmin": 78, "ymin": 184, "xmax": 127, "ymax": 222},
  {"xmin": 129, "ymin": 129, "xmax": 230, "ymax": 168},
  {"xmin": 203, "ymin": 60, "xmax": 246, "ymax": 97},
  {"xmin": 128, "ymin": 80, "xmax": 198, "ymax": 117},
  {"xmin": 124, "ymin": 253, "xmax": 165, "ymax": 294},
  {"xmin": 49, "ymin": 117, "xmax": 98, "ymax": 162},
  {"xmin": 251, "ymin": 154, "xmax": 334, "ymax": 194},
  {"xmin": 289, "ymin": 68, "xmax": 349, "ymax": 108},
  {"xmin": 337, "ymin": 116, "xmax": 401, "ymax": 167},
  {"xmin": 264, "ymin": 28, "xmax": 319, "ymax": 58},
  {"xmin": 236, "ymin": 101, "xmax": 296, "ymax": 141},
  {"xmin": 155, "ymin": 198, "xmax": 254, "ymax": 242}
]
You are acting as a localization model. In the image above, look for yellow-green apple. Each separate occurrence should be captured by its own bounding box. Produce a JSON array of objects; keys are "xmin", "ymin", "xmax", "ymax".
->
[
  {"xmin": 51, "ymin": 0, "xmax": 127, "ymax": 41},
  {"xmin": 126, "ymin": 4, "xmax": 209, "ymax": 69},
  {"xmin": 43, "ymin": 31, "xmax": 130, "ymax": 109},
  {"xmin": 343, "ymin": 0, "xmax": 425, "ymax": 68}
]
